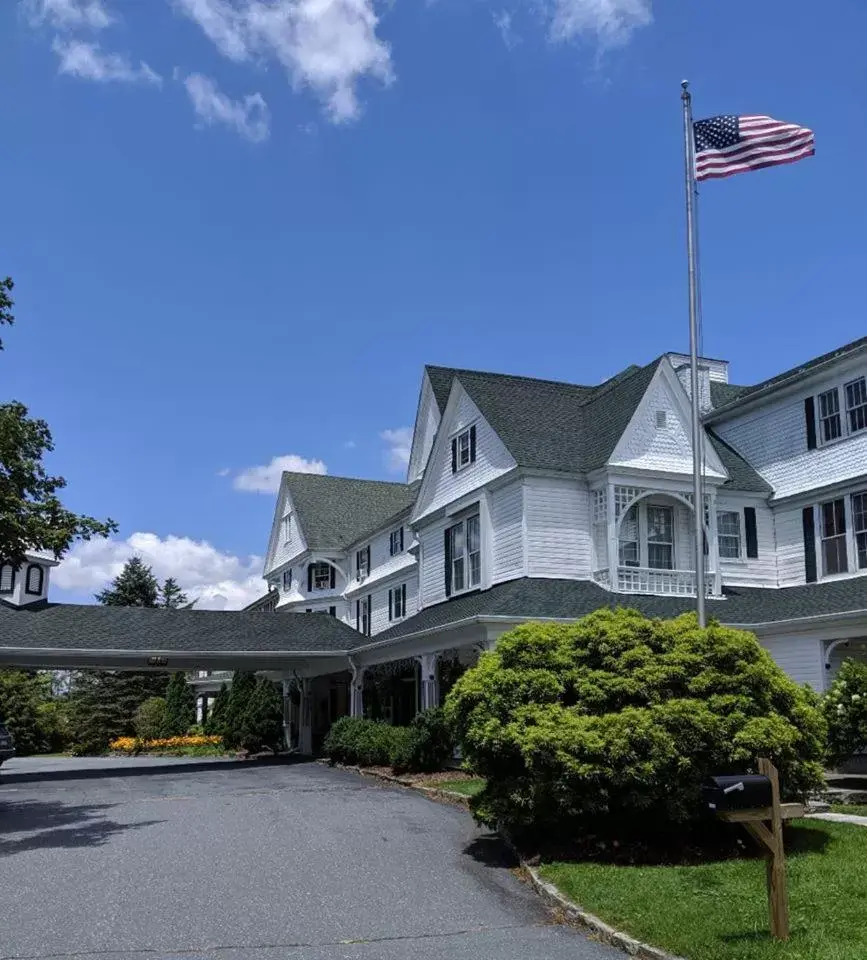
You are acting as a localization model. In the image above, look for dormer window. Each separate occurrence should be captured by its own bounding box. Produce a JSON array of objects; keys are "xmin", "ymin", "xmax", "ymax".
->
[
  {"xmin": 809, "ymin": 376, "xmax": 867, "ymax": 447},
  {"xmin": 308, "ymin": 562, "xmax": 334, "ymax": 592},
  {"xmin": 25, "ymin": 564, "xmax": 44, "ymax": 596},
  {"xmin": 0, "ymin": 564, "xmax": 15, "ymax": 595},
  {"xmin": 389, "ymin": 527, "xmax": 404, "ymax": 556},
  {"xmin": 450, "ymin": 425, "xmax": 477, "ymax": 474},
  {"xmin": 356, "ymin": 546, "xmax": 370, "ymax": 581}
]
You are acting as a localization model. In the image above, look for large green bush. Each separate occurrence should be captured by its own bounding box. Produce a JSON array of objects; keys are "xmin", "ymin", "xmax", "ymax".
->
[
  {"xmin": 401, "ymin": 708, "xmax": 455, "ymax": 773},
  {"xmin": 325, "ymin": 710, "xmax": 455, "ymax": 772},
  {"xmin": 445, "ymin": 610, "xmax": 826, "ymax": 836},
  {"xmin": 134, "ymin": 697, "xmax": 167, "ymax": 740},
  {"xmin": 823, "ymin": 659, "xmax": 867, "ymax": 767}
]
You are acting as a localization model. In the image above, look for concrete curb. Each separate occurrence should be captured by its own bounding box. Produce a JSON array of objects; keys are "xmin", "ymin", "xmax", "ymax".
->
[{"xmin": 331, "ymin": 761, "xmax": 682, "ymax": 959}]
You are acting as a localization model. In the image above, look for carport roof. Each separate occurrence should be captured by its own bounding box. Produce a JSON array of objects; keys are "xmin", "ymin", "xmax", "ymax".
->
[{"xmin": 0, "ymin": 603, "xmax": 360, "ymax": 653}]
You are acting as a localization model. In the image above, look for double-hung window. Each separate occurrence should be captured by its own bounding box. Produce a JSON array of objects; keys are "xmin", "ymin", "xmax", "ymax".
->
[
  {"xmin": 282, "ymin": 568, "xmax": 292, "ymax": 591},
  {"xmin": 357, "ymin": 596, "xmax": 371, "ymax": 636},
  {"xmin": 647, "ymin": 505, "xmax": 674, "ymax": 570},
  {"xmin": 389, "ymin": 583, "xmax": 407, "ymax": 620},
  {"xmin": 821, "ymin": 498, "xmax": 848, "ymax": 576},
  {"xmin": 845, "ymin": 377, "xmax": 867, "ymax": 435},
  {"xmin": 853, "ymin": 492, "xmax": 867, "ymax": 570},
  {"xmin": 356, "ymin": 546, "xmax": 370, "ymax": 581},
  {"xmin": 717, "ymin": 510, "xmax": 742, "ymax": 559},
  {"xmin": 311, "ymin": 561, "xmax": 332, "ymax": 591},
  {"xmin": 447, "ymin": 514, "xmax": 481, "ymax": 594},
  {"xmin": 818, "ymin": 388, "xmax": 843, "ymax": 443},
  {"xmin": 618, "ymin": 505, "xmax": 640, "ymax": 567},
  {"xmin": 450, "ymin": 425, "xmax": 477, "ymax": 473},
  {"xmin": 389, "ymin": 527, "xmax": 404, "ymax": 556}
]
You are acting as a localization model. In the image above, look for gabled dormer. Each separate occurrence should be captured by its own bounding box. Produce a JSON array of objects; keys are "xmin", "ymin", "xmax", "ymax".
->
[{"xmin": 0, "ymin": 553, "xmax": 59, "ymax": 608}]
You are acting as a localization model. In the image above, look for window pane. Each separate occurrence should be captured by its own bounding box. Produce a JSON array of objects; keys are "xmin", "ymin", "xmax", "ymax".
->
[
  {"xmin": 619, "ymin": 541, "xmax": 640, "ymax": 567},
  {"xmin": 719, "ymin": 536, "xmax": 740, "ymax": 560},
  {"xmin": 452, "ymin": 557, "xmax": 464, "ymax": 592},
  {"xmin": 647, "ymin": 506, "xmax": 673, "ymax": 543},
  {"xmin": 822, "ymin": 537, "xmax": 848, "ymax": 576},
  {"xmin": 458, "ymin": 431, "xmax": 471, "ymax": 465},
  {"xmin": 469, "ymin": 551, "xmax": 481, "ymax": 586},
  {"xmin": 854, "ymin": 493, "xmax": 867, "ymax": 570},
  {"xmin": 648, "ymin": 543, "xmax": 673, "ymax": 570},
  {"xmin": 466, "ymin": 516, "xmax": 480, "ymax": 553},
  {"xmin": 822, "ymin": 499, "xmax": 846, "ymax": 538},
  {"xmin": 451, "ymin": 522, "xmax": 464, "ymax": 557}
]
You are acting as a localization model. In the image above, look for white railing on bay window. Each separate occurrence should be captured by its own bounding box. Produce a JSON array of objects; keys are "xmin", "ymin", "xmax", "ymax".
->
[{"xmin": 616, "ymin": 566, "xmax": 712, "ymax": 596}]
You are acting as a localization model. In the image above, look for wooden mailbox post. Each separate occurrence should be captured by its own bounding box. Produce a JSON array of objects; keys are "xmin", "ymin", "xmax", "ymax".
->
[{"xmin": 714, "ymin": 757, "xmax": 803, "ymax": 941}]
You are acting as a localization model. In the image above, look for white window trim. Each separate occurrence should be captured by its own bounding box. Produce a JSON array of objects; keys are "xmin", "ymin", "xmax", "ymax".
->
[
  {"xmin": 356, "ymin": 547, "xmax": 369, "ymax": 582},
  {"xmin": 448, "ymin": 514, "xmax": 482, "ymax": 595},
  {"xmin": 716, "ymin": 509, "xmax": 743, "ymax": 562},
  {"xmin": 389, "ymin": 584, "xmax": 407, "ymax": 620},
  {"xmin": 813, "ymin": 373, "xmax": 867, "ymax": 447},
  {"xmin": 815, "ymin": 489, "xmax": 867, "ymax": 579},
  {"xmin": 453, "ymin": 426, "xmax": 475, "ymax": 473},
  {"xmin": 389, "ymin": 528, "xmax": 402, "ymax": 557},
  {"xmin": 311, "ymin": 562, "xmax": 331, "ymax": 591},
  {"xmin": 617, "ymin": 502, "xmax": 676, "ymax": 571}
]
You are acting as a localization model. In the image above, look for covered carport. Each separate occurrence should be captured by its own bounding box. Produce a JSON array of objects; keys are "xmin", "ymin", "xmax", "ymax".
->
[{"xmin": 0, "ymin": 604, "xmax": 357, "ymax": 753}]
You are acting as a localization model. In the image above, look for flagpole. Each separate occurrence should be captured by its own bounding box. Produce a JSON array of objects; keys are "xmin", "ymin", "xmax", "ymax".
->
[{"xmin": 681, "ymin": 80, "xmax": 706, "ymax": 627}]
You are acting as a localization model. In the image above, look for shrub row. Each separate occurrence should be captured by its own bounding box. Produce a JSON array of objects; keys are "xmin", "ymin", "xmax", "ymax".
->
[{"xmin": 324, "ymin": 708, "xmax": 454, "ymax": 773}]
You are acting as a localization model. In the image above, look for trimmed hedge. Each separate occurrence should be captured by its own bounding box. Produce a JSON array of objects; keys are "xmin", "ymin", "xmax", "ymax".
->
[{"xmin": 324, "ymin": 709, "xmax": 455, "ymax": 773}]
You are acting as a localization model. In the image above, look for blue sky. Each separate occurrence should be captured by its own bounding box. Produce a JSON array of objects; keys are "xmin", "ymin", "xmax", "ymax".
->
[{"xmin": 3, "ymin": 0, "xmax": 865, "ymax": 607}]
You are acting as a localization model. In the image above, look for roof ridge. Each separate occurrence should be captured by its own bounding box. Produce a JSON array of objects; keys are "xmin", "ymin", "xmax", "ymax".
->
[
  {"xmin": 281, "ymin": 471, "xmax": 414, "ymax": 489},
  {"xmin": 578, "ymin": 356, "xmax": 663, "ymax": 407},
  {"xmin": 425, "ymin": 364, "xmax": 595, "ymax": 393}
]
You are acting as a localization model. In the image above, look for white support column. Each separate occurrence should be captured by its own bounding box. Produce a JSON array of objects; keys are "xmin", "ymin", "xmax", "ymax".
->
[
  {"xmin": 298, "ymin": 678, "xmax": 313, "ymax": 755},
  {"xmin": 350, "ymin": 661, "xmax": 365, "ymax": 718},
  {"xmin": 708, "ymin": 488, "xmax": 721, "ymax": 597},
  {"xmin": 416, "ymin": 653, "xmax": 440, "ymax": 712},
  {"xmin": 606, "ymin": 481, "xmax": 618, "ymax": 590},
  {"xmin": 196, "ymin": 696, "xmax": 205, "ymax": 725},
  {"xmin": 281, "ymin": 679, "xmax": 293, "ymax": 751}
]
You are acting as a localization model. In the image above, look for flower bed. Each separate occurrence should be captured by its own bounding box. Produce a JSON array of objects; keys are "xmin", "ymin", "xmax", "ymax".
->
[{"xmin": 110, "ymin": 735, "xmax": 225, "ymax": 756}]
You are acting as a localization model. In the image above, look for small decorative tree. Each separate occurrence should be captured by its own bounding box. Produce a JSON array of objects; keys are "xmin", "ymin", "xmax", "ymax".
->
[
  {"xmin": 134, "ymin": 697, "xmax": 167, "ymax": 740},
  {"xmin": 823, "ymin": 659, "xmax": 867, "ymax": 767},
  {"xmin": 204, "ymin": 683, "xmax": 229, "ymax": 737},
  {"xmin": 237, "ymin": 678, "xmax": 284, "ymax": 753},
  {"xmin": 222, "ymin": 671, "xmax": 258, "ymax": 750},
  {"xmin": 163, "ymin": 672, "xmax": 196, "ymax": 736}
]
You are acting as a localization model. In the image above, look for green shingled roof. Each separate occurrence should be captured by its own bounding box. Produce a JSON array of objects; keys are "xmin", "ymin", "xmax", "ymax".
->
[
  {"xmin": 426, "ymin": 361, "xmax": 768, "ymax": 490},
  {"xmin": 283, "ymin": 473, "xmax": 420, "ymax": 551}
]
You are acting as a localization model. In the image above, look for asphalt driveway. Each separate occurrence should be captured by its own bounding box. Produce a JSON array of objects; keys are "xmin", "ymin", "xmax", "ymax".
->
[{"xmin": 0, "ymin": 755, "xmax": 618, "ymax": 960}]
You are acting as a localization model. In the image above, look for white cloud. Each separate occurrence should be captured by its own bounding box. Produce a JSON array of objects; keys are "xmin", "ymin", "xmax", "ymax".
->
[
  {"xmin": 343, "ymin": 439, "xmax": 357, "ymax": 449},
  {"xmin": 232, "ymin": 453, "xmax": 327, "ymax": 493},
  {"xmin": 172, "ymin": 0, "xmax": 393, "ymax": 122},
  {"xmin": 54, "ymin": 533, "xmax": 266, "ymax": 610},
  {"xmin": 380, "ymin": 427, "xmax": 412, "ymax": 474},
  {"xmin": 52, "ymin": 38, "xmax": 163, "ymax": 84},
  {"xmin": 547, "ymin": 0, "xmax": 652, "ymax": 46},
  {"xmin": 184, "ymin": 72, "xmax": 270, "ymax": 142},
  {"xmin": 22, "ymin": 0, "xmax": 114, "ymax": 31},
  {"xmin": 492, "ymin": 10, "xmax": 519, "ymax": 50}
]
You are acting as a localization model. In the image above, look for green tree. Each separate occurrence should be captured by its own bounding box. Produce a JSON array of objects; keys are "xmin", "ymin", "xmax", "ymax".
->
[
  {"xmin": 204, "ymin": 683, "xmax": 229, "ymax": 736},
  {"xmin": 134, "ymin": 697, "xmax": 167, "ymax": 740},
  {"xmin": 823, "ymin": 659, "xmax": 867, "ymax": 767},
  {"xmin": 160, "ymin": 577, "xmax": 189, "ymax": 609},
  {"xmin": 1, "ymin": 276, "xmax": 13, "ymax": 349},
  {"xmin": 222, "ymin": 671, "xmax": 258, "ymax": 750},
  {"xmin": 163, "ymin": 672, "xmax": 195, "ymax": 736},
  {"xmin": 237, "ymin": 678, "xmax": 284, "ymax": 753},
  {"xmin": 445, "ymin": 610, "xmax": 826, "ymax": 840},
  {"xmin": 0, "ymin": 669, "xmax": 60, "ymax": 755},
  {"xmin": 96, "ymin": 557, "xmax": 160, "ymax": 606}
]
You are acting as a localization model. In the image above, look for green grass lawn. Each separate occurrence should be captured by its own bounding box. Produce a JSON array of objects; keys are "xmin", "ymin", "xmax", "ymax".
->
[
  {"xmin": 829, "ymin": 804, "xmax": 867, "ymax": 817},
  {"xmin": 429, "ymin": 778, "xmax": 485, "ymax": 797},
  {"xmin": 539, "ymin": 820, "xmax": 867, "ymax": 960}
]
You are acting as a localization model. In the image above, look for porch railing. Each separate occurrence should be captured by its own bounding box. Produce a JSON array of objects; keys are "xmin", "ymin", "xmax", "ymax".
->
[{"xmin": 594, "ymin": 566, "xmax": 717, "ymax": 597}]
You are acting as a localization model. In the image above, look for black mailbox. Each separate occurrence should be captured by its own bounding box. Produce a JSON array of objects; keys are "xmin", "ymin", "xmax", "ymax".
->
[{"xmin": 703, "ymin": 775, "xmax": 773, "ymax": 812}]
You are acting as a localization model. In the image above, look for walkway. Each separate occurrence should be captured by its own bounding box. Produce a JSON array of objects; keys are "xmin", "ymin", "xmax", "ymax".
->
[{"xmin": 0, "ymin": 755, "xmax": 618, "ymax": 960}]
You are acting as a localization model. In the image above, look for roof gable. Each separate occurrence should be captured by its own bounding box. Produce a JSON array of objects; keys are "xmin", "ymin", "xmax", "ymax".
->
[
  {"xmin": 264, "ymin": 484, "xmax": 307, "ymax": 576},
  {"xmin": 407, "ymin": 371, "xmax": 441, "ymax": 483},
  {"xmin": 282, "ymin": 472, "xmax": 420, "ymax": 551}
]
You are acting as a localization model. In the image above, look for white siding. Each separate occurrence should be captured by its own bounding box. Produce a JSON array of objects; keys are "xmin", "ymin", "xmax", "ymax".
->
[
  {"xmin": 408, "ymin": 374, "xmax": 442, "ymax": 483},
  {"xmin": 715, "ymin": 366, "xmax": 867, "ymax": 500},
  {"xmin": 277, "ymin": 561, "xmax": 348, "ymax": 610},
  {"xmin": 759, "ymin": 634, "xmax": 825, "ymax": 691},
  {"xmin": 414, "ymin": 385, "xmax": 517, "ymax": 521},
  {"xmin": 491, "ymin": 480, "xmax": 524, "ymax": 584},
  {"xmin": 418, "ymin": 516, "xmax": 449, "ymax": 608},
  {"xmin": 775, "ymin": 503, "xmax": 807, "ymax": 587},
  {"xmin": 609, "ymin": 365, "xmax": 726, "ymax": 479},
  {"xmin": 265, "ymin": 489, "xmax": 308, "ymax": 575},
  {"xmin": 525, "ymin": 477, "xmax": 591, "ymax": 579},
  {"xmin": 716, "ymin": 495, "xmax": 777, "ymax": 588},
  {"xmin": 345, "ymin": 518, "xmax": 416, "ymax": 595},
  {"xmin": 368, "ymin": 575, "xmax": 419, "ymax": 636}
]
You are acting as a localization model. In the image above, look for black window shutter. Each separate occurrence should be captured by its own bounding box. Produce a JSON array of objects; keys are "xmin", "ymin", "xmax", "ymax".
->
[
  {"xmin": 802, "ymin": 506, "xmax": 817, "ymax": 583},
  {"xmin": 330, "ymin": 564, "xmax": 336, "ymax": 589},
  {"xmin": 469, "ymin": 424, "xmax": 477, "ymax": 463},
  {"xmin": 805, "ymin": 397, "xmax": 817, "ymax": 450},
  {"xmin": 451, "ymin": 438, "xmax": 457, "ymax": 473},
  {"xmin": 388, "ymin": 589, "xmax": 393, "ymax": 621},
  {"xmin": 307, "ymin": 564, "xmax": 313, "ymax": 592},
  {"xmin": 444, "ymin": 527, "xmax": 453, "ymax": 597},
  {"xmin": 744, "ymin": 507, "xmax": 759, "ymax": 559},
  {"xmin": 329, "ymin": 606, "xmax": 336, "ymax": 617},
  {"xmin": 399, "ymin": 526, "xmax": 404, "ymax": 551},
  {"xmin": 355, "ymin": 550, "xmax": 360, "ymax": 576},
  {"xmin": 355, "ymin": 600, "xmax": 360, "ymax": 631},
  {"xmin": 366, "ymin": 545, "xmax": 371, "ymax": 574},
  {"xmin": 367, "ymin": 594, "xmax": 372, "ymax": 635},
  {"xmin": 401, "ymin": 583, "xmax": 406, "ymax": 613}
]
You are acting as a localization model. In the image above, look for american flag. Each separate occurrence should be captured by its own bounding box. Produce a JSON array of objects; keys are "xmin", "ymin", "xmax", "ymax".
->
[{"xmin": 693, "ymin": 114, "xmax": 815, "ymax": 182}]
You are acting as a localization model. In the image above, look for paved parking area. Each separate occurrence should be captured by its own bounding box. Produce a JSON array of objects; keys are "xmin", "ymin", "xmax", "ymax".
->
[{"xmin": 0, "ymin": 756, "xmax": 618, "ymax": 960}]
